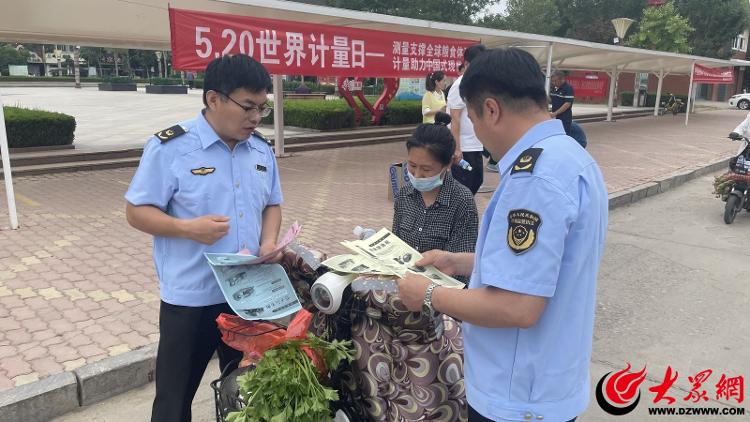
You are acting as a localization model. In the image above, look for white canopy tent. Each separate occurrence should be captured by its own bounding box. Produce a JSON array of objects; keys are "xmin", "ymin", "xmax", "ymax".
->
[{"xmin": 1, "ymin": 0, "xmax": 749, "ymax": 229}]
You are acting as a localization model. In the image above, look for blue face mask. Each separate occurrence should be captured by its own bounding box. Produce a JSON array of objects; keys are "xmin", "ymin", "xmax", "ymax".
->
[{"xmin": 408, "ymin": 169, "xmax": 446, "ymax": 192}]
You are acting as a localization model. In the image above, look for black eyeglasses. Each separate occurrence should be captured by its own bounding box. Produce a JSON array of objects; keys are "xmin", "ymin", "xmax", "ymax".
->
[{"xmin": 215, "ymin": 90, "xmax": 273, "ymax": 118}]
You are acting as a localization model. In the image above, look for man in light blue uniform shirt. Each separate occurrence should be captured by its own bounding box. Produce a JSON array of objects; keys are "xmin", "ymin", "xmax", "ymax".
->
[
  {"xmin": 125, "ymin": 55, "xmax": 282, "ymax": 422},
  {"xmin": 398, "ymin": 48, "xmax": 608, "ymax": 422}
]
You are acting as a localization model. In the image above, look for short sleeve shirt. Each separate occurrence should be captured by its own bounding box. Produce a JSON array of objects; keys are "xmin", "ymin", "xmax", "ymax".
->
[
  {"xmin": 463, "ymin": 119, "xmax": 608, "ymax": 421},
  {"xmin": 447, "ymin": 75, "xmax": 484, "ymax": 152},
  {"xmin": 422, "ymin": 90, "xmax": 446, "ymax": 124},
  {"xmin": 125, "ymin": 111, "xmax": 283, "ymax": 307},
  {"xmin": 551, "ymin": 82, "xmax": 575, "ymax": 124},
  {"xmin": 392, "ymin": 171, "xmax": 478, "ymax": 254}
]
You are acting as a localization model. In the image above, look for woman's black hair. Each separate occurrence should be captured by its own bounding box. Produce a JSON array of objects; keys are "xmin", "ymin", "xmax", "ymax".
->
[
  {"xmin": 425, "ymin": 71, "xmax": 446, "ymax": 92},
  {"xmin": 406, "ymin": 111, "xmax": 455, "ymax": 166}
]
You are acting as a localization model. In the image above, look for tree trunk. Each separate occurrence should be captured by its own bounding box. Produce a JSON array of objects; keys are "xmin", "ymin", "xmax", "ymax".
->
[
  {"xmin": 114, "ymin": 52, "xmax": 119, "ymax": 77},
  {"xmin": 41, "ymin": 45, "xmax": 46, "ymax": 76}
]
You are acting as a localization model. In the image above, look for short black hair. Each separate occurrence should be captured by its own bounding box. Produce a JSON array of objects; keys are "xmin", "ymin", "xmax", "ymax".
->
[
  {"xmin": 406, "ymin": 112, "xmax": 455, "ymax": 166},
  {"xmin": 459, "ymin": 48, "xmax": 547, "ymax": 116},
  {"xmin": 464, "ymin": 44, "xmax": 486, "ymax": 64},
  {"xmin": 203, "ymin": 54, "xmax": 273, "ymax": 106},
  {"xmin": 425, "ymin": 71, "xmax": 445, "ymax": 92}
]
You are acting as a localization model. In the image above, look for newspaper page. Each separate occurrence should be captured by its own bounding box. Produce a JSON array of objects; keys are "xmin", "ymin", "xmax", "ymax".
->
[
  {"xmin": 208, "ymin": 262, "xmax": 302, "ymax": 320},
  {"xmin": 330, "ymin": 228, "xmax": 465, "ymax": 289},
  {"xmin": 204, "ymin": 221, "xmax": 302, "ymax": 267},
  {"xmin": 320, "ymin": 254, "xmax": 396, "ymax": 276}
]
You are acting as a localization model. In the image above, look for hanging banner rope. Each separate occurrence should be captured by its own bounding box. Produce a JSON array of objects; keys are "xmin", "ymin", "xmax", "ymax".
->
[{"xmin": 169, "ymin": 7, "xmax": 476, "ymax": 77}]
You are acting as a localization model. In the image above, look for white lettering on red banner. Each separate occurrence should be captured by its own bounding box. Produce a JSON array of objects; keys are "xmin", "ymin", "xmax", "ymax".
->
[
  {"xmin": 693, "ymin": 64, "xmax": 734, "ymax": 84},
  {"xmin": 169, "ymin": 8, "xmax": 476, "ymax": 77}
]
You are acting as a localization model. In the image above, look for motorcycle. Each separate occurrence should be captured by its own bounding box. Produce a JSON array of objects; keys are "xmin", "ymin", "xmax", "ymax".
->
[
  {"xmin": 719, "ymin": 132, "xmax": 750, "ymax": 224},
  {"xmin": 661, "ymin": 93, "xmax": 685, "ymax": 115}
]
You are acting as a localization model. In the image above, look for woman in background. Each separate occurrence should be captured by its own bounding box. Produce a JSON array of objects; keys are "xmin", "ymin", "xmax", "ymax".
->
[{"xmin": 422, "ymin": 71, "xmax": 447, "ymax": 124}]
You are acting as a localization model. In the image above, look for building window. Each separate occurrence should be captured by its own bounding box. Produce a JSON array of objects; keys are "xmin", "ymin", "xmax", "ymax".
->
[{"xmin": 733, "ymin": 34, "xmax": 747, "ymax": 52}]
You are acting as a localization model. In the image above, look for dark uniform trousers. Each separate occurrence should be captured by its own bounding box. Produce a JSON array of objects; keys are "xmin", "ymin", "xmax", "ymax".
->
[
  {"xmin": 469, "ymin": 405, "xmax": 577, "ymax": 422},
  {"xmin": 452, "ymin": 151, "xmax": 485, "ymax": 195},
  {"xmin": 151, "ymin": 301, "xmax": 242, "ymax": 422}
]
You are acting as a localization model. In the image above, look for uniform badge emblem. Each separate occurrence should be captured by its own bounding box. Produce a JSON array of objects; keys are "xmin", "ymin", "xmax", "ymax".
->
[
  {"xmin": 155, "ymin": 125, "xmax": 187, "ymax": 143},
  {"xmin": 511, "ymin": 148, "xmax": 543, "ymax": 175},
  {"xmin": 507, "ymin": 209, "xmax": 542, "ymax": 254},
  {"xmin": 256, "ymin": 164, "xmax": 267, "ymax": 172},
  {"xmin": 191, "ymin": 167, "xmax": 215, "ymax": 176}
]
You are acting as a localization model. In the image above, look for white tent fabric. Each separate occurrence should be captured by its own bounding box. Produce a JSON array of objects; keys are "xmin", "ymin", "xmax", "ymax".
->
[{"xmin": 1, "ymin": 0, "xmax": 749, "ymax": 229}]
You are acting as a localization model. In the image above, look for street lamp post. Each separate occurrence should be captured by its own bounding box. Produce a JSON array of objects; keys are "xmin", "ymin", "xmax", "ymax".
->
[
  {"xmin": 610, "ymin": 18, "xmax": 636, "ymax": 109},
  {"xmin": 73, "ymin": 45, "xmax": 81, "ymax": 89},
  {"xmin": 612, "ymin": 18, "xmax": 635, "ymax": 45}
]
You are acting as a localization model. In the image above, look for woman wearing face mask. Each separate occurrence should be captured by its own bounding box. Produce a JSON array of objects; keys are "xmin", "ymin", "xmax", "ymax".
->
[
  {"xmin": 394, "ymin": 111, "xmax": 478, "ymax": 254},
  {"xmin": 321, "ymin": 111, "xmax": 474, "ymax": 421},
  {"xmin": 422, "ymin": 71, "xmax": 447, "ymax": 124}
]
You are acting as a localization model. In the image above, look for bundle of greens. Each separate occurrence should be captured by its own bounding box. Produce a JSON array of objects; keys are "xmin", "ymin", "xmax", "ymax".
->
[
  {"xmin": 226, "ymin": 334, "xmax": 353, "ymax": 422},
  {"xmin": 713, "ymin": 173, "xmax": 736, "ymax": 200}
]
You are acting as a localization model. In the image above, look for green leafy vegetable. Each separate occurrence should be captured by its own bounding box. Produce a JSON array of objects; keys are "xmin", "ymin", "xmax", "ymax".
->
[{"xmin": 226, "ymin": 334, "xmax": 353, "ymax": 422}]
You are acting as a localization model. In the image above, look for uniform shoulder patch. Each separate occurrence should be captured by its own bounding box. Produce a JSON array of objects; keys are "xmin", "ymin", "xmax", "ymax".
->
[
  {"xmin": 155, "ymin": 125, "xmax": 187, "ymax": 143},
  {"xmin": 253, "ymin": 130, "xmax": 272, "ymax": 146},
  {"xmin": 511, "ymin": 148, "xmax": 543, "ymax": 175},
  {"xmin": 507, "ymin": 209, "xmax": 542, "ymax": 254}
]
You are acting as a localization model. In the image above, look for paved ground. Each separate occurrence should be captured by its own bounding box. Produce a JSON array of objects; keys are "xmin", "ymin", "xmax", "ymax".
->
[
  {"xmin": 0, "ymin": 86, "xmax": 659, "ymax": 151},
  {"xmin": 0, "ymin": 107, "xmax": 740, "ymax": 393},
  {"xmin": 51, "ymin": 173, "xmax": 750, "ymax": 422},
  {"xmin": 0, "ymin": 82, "xmax": 744, "ymax": 413}
]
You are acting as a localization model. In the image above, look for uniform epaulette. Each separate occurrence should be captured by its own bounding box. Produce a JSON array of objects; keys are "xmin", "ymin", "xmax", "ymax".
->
[
  {"xmin": 253, "ymin": 130, "xmax": 273, "ymax": 146},
  {"xmin": 154, "ymin": 125, "xmax": 187, "ymax": 143},
  {"xmin": 511, "ymin": 147, "xmax": 543, "ymax": 175}
]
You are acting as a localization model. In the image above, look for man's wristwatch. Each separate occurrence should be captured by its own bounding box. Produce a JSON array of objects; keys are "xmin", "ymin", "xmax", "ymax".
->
[{"xmin": 421, "ymin": 283, "xmax": 438, "ymax": 316}]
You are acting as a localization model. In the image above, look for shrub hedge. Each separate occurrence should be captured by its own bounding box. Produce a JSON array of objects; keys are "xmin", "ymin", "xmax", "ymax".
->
[
  {"xmin": 3, "ymin": 107, "xmax": 76, "ymax": 148},
  {"xmin": 149, "ymin": 77, "xmax": 183, "ymax": 86},
  {"xmin": 263, "ymin": 99, "xmax": 420, "ymax": 130}
]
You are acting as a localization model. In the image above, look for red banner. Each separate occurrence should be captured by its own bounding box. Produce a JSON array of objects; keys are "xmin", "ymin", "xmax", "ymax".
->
[
  {"xmin": 567, "ymin": 75, "xmax": 608, "ymax": 98},
  {"xmin": 169, "ymin": 8, "xmax": 476, "ymax": 77},
  {"xmin": 693, "ymin": 64, "xmax": 734, "ymax": 84}
]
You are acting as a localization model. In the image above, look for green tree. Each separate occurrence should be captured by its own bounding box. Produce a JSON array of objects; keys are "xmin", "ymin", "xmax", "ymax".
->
[
  {"xmin": 0, "ymin": 44, "xmax": 30, "ymax": 75},
  {"xmin": 554, "ymin": 0, "xmax": 646, "ymax": 43},
  {"xmin": 127, "ymin": 49, "xmax": 159, "ymax": 78},
  {"xmin": 477, "ymin": 0, "xmax": 561, "ymax": 36},
  {"xmin": 674, "ymin": 0, "xmax": 750, "ymax": 59},
  {"xmin": 324, "ymin": 0, "xmax": 494, "ymax": 25},
  {"xmin": 80, "ymin": 47, "xmax": 104, "ymax": 67},
  {"xmin": 627, "ymin": 2, "xmax": 694, "ymax": 53}
]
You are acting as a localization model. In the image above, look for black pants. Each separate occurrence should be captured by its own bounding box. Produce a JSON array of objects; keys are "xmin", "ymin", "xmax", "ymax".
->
[
  {"xmin": 558, "ymin": 117, "xmax": 572, "ymax": 136},
  {"xmin": 452, "ymin": 151, "xmax": 484, "ymax": 195},
  {"xmin": 151, "ymin": 301, "xmax": 242, "ymax": 422},
  {"xmin": 469, "ymin": 404, "xmax": 576, "ymax": 422}
]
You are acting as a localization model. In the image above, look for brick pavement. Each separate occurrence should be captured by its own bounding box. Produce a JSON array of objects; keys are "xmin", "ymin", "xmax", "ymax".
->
[{"xmin": 0, "ymin": 109, "xmax": 741, "ymax": 392}]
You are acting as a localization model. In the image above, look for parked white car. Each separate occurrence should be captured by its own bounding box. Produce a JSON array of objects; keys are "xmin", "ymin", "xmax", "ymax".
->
[{"xmin": 729, "ymin": 93, "xmax": 750, "ymax": 110}]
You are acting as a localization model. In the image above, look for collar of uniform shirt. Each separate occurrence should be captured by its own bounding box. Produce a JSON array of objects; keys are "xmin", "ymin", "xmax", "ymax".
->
[
  {"xmin": 196, "ymin": 111, "xmax": 264, "ymax": 152},
  {"xmin": 407, "ymin": 170, "xmax": 455, "ymax": 208},
  {"xmin": 497, "ymin": 119, "xmax": 566, "ymax": 176}
]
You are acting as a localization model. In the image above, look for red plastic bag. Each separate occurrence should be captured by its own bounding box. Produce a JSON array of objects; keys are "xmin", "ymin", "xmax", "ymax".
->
[{"xmin": 216, "ymin": 309, "xmax": 325, "ymax": 372}]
